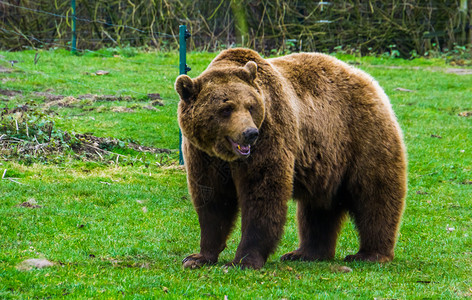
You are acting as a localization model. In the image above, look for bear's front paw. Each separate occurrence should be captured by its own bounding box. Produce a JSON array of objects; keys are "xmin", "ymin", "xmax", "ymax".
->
[
  {"xmin": 182, "ymin": 253, "xmax": 215, "ymax": 269},
  {"xmin": 280, "ymin": 250, "xmax": 308, "ymax": 261},
  {"xmin": 226, "ymin": 254, "xmax": 265, "ymax": 270},
  {"xmin": 344, "ymin": 252, "xmax": 393, "ymax": 263}
]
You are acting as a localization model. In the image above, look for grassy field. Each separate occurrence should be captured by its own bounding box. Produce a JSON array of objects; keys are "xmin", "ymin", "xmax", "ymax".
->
[{"xmin": 0, "ymin": 49, "xmax": 471, "ymax": 299}]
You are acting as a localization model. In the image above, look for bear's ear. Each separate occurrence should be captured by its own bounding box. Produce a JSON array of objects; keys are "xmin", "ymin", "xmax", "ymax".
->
[
  {"xmin": 244, "ymin": 61, "xmax": 258, "ymax": 82},
  {"xmin": 175, "ymin": 75, "xmax": 198, "ymax": 103}
]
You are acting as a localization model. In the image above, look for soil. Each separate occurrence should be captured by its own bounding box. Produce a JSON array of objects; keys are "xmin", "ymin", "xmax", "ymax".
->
[
  {"xmin": 0, "ymin": 65, "xmax": 13, "ymax": 73},
  {"xmin": 75, "ymin": 134, "xmax": 172, "ymax": 154},
  {"xmin": 0, "ymin": 132, "xmax": 172, "ymax": 162},
  {"xmin": 0, "ymin": 89, "xmax": 22, "ymax": 97},
  {"xmin": 0, "ymin": 89, "xmax": 172, "ymax": 162}
]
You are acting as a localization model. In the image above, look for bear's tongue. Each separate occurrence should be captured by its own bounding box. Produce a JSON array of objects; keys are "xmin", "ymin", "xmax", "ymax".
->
[
  {"xmin": 228, "ymin": 138, "xmax": 251, "ymax": 156},
  {"xmin": 236, "ymin": 144, "xmax": 250, "ymax": 156}
]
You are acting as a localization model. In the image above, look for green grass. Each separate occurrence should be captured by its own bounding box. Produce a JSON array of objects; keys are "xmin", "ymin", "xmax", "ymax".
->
[{"xmin": 1, "ymin": 49, "xmax": 472, "ymax": 299}]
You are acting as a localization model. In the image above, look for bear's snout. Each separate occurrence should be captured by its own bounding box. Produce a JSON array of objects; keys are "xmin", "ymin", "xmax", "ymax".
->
[{"xmin": 243, "ymin": 128, "xmax": 259, "ymax": 145}]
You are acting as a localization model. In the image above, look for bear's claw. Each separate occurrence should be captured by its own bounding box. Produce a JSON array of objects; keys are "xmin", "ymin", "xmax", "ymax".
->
[
  {"xmin": 344, "ymin": 252, "xmax": 393, "ymax": 262},
  {"xmin": 182, "ymin": 253, "xmax": 215, "ymax": 269},
  {"xmin": 281, "ymin": 249, "xmax": 333, "ymax": 261}
]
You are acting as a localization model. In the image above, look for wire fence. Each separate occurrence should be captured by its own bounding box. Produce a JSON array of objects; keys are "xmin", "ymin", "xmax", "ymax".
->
[
  {"xmin": 1, "ymin": 1, "xmax": 470, "ymax": 109},
  {"xmin": 0, "ymin": 0, "xmax": 180, "ymax": 51},
  {"xmin": 1, "ymin": 0, "xmax": 471, "ymax": 57},
  {"xmin": 0, "ymin": 1, "xmax": 183, "ymax": 102}
]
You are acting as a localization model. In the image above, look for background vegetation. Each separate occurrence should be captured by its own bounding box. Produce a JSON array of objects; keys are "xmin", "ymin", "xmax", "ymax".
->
[
  {"xmin": 1, "ymin": 0, "xmax": 472, "ymax": 57},
  {"xmin": 0, "ymin": 48, "xmax": 471, "ymax": 298}
]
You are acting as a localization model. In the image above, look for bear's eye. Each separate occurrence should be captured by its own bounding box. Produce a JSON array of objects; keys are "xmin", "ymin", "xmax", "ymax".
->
[
  {"xmin": 219, "ymin": 106, "xmax": 233, "ymax": 118},
  {"xmin": 249, "ymin": 105, "xmax": 254, "ymax": 115}
]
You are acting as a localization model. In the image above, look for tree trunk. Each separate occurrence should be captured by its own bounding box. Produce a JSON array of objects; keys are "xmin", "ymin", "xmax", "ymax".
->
[
  {"xmin": 469, "ymin": 0, "xmax": 472, "ymax": 44},
  {"xmin": 230, "ymin": 0, "xmax": 249, "ymax": 47},
  {"xmin": 460, "ymin": 0, "xmax": 468, "ymax": 45}
]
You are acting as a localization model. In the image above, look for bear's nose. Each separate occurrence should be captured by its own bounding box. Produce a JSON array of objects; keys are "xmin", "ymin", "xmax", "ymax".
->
[{"xmin": 242, "ymin": 128, "xmax": 259, "ymax": 145}]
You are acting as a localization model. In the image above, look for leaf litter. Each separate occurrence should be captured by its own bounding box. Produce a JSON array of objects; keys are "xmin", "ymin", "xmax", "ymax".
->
[
  {"xmin": 1, "ymin": 92, "xmax": 173, "ymax": 164},
  {"xmin": 17, "ymin": 198, "xmax": 42, "ymax": 208}
]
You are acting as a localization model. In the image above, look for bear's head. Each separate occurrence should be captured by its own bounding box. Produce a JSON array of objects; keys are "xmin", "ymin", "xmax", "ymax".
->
[{"xmin": 175, "ymin": 61, "xmax": 265, "ymax": 162}]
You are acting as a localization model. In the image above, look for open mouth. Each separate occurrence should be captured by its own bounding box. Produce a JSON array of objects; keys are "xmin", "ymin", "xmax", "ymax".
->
[{"xmin": 227, "ymin": 137, "xmax": 251, "ymax": 156}]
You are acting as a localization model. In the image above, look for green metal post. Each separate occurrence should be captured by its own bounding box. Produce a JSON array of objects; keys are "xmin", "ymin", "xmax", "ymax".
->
[
  {"xmin": 178, "ymin": 25, "xmax": 191, "ymax": 165},
  {"xmin": 71, "ymin": 0, "xmax": 77, "ymax": 54}
]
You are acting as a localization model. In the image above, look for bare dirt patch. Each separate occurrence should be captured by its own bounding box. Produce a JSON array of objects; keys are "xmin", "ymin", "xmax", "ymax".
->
[
  {"xmin": 368, "ymin": 64, "xmax": 472, "ymax": 75},
  {"xmin": 0, "ymin": 65, "xmax": 13, "ymax": 73},
  {"xmin": 75, "ymin": 134, "xmax": 171, "ymax": 154},
  {"xmin": 0, "ymin": 89, "xmax": 22, "ymax": 97},
  {"xmin": 445, "ymin": 68, "xmax": 472, "ymax": 75}
]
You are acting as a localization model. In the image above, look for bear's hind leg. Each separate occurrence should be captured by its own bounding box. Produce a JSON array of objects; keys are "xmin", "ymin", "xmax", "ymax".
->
[
  {"xmin": 281, "ymin": 201, "xmax": 346, "ymax": 262},
  {"xmin": 345, "ymin": 188, "xmax": 405, "ymax": 263}
]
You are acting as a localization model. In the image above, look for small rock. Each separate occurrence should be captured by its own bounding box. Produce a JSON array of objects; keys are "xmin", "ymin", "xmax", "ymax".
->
[
  {"xmin": 16, "ymin": 258, "xmax": 55, "ymax": 271},
  {"xmin": 394, "ymin": 87, "xmax": 415, "ymax": 93},
  {"xmin": 330, "ymin": 265, "xmax": 353, "ymax": 273},
  {"xmin": 95, "ymin": 70, "xmax": 110, "ymax": 76}
]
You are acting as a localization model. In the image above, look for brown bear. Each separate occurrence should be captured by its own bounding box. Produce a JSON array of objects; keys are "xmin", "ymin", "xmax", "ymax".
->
[{"xmin": 175, "ymin": 48, "xmax": 407, "ymax": 270}]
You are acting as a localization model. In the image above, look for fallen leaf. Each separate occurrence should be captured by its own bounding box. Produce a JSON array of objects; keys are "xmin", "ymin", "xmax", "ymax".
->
[
  {"xmin": 162, "ymin": 286, "xmax": 169, "ymax": 293},
  {"xmin": 142, "ymin": 207, "xmax": 148, "ymax": 213},
  {"xmin": 430, "ymin": 134, "xmax": 442, "ymax": 139},
  {"xmin": 446, "ymin": 225, "xmax": 455, "ymax": 232},
  {"xmin": 458, "ymin": 111, "xmax": 472, "ymax": 117}
]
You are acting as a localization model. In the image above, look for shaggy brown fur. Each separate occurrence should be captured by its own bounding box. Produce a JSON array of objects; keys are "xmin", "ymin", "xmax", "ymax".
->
[{"xmin": 175, "ymin": 48, "xmax": 407, "ymax": 269}]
